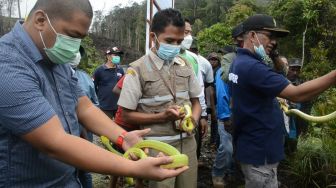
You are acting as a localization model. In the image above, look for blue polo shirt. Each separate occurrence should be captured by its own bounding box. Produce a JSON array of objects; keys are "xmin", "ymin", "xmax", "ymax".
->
[
  {"xmin": 93, "ymin": 64, "xmax": 124, "ymax": 111},
  {"xmin": 228, "ymin": 48, "xmax": 289, "ymax": 165},
  {"xmin": 0, "ymin": 21, "xmax": 84, "ymax": 187}
]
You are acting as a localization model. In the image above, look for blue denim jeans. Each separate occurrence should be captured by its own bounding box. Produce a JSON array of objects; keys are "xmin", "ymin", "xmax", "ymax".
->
[{"xmin": 212, "ymin": 120, "xmax": 235, "ymax": 177}]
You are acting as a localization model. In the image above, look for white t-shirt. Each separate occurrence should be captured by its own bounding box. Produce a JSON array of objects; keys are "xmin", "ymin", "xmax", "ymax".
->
[{"xmin": 186, "ymin": 51, "xmax": 214, "ymax": 116}]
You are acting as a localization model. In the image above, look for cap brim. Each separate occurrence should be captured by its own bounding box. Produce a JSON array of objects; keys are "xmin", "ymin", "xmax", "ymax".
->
[
  {"xmin": 263, "ymin": 28, "xmax": 290, "ymax": 37},
  {"xmin": 107, "ymin": 51, "xmax": 124, "ymax": 55}
]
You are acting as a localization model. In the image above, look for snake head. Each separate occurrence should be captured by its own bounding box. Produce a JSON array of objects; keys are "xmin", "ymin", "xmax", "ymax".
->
[
  {"xmin": 179, "ymin": 104, "xmax": 192, "ymax": 118},
  {"xmin": 100, "ymin": 136, "xmax": 110, "ymax": 145}
]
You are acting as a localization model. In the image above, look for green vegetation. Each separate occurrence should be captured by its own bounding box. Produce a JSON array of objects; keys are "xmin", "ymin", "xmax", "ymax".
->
[
  {"xmin": 78, "ymin": 36, "xmax": 104, "ymax": 75},
  {"xmin": 197, "ymin": 23, "xmax": 232, "ymax": 55}
]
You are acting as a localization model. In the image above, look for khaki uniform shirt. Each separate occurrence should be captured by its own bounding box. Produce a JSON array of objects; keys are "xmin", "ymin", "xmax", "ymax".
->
[{"xmin": 118, "ymin": 50, "xmax": 201, "ymax": 136}]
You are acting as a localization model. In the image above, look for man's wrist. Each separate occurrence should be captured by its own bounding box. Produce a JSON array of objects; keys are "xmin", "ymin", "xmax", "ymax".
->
[{"xmin": 116, "ymin": 131, "xmax": 128, "ymax": 148}]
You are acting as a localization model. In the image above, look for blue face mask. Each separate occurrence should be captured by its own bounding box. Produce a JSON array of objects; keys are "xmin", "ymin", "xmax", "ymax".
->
[
  {"xmin": 155, "ymin": 35, "xmax": 181, "ymax": 61},
  {"xmin": 112, "ymin": 56, "xmax": 120, "ymax": 64},
  {"xmin": 253, "ymin": 34, "xmax": 268, "ymax": 61}
]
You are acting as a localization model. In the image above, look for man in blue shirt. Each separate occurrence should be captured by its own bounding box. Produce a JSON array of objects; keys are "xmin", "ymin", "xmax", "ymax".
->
[
  {"xmin": 0, "ymin": 0, "xmax": 187, "ymax": 187},
  {"xmin": 211, "ymin": 24, "xmax": 245, "ymax": 187},
  {"xmin": 212, "ymin": 68, "xmax": 235, "ymax": 187},
  {"xmin": 93, "ymin": 47, "xmax": 125, "ymax": 118},
  {"xmin": 229, "ymin": 14, "xmax": 336, "ymax": 187}
]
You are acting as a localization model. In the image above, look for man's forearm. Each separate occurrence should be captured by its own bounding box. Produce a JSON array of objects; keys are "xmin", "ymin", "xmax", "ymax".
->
[
  {"xmin": 122, "ymin": 108, "xmax": 166, "ymax": 125},
  {"xmin": 51, "ymin": 133, "xmax": 136, "ymax": 175},
  {"xmin": 190, "ymin": 98, "xmax": 201, "ymax": 122},
  {"xmin": 77, "ymin": 96, "xmax": 125, "ymax": 142},
  {"xmin": 281, "ymin": 70, "xmax": 336, "ymax": 102},
  {"xmin": 209, "ymin": 86, "xmax": 216, "ymax": 115},
  {"xmin": 296, "ymin": 70, "xmax": 336, "ymax": 101},
  {"xmin": 22, "ymin": 116, "xmax": 136, "ymax": 176}
]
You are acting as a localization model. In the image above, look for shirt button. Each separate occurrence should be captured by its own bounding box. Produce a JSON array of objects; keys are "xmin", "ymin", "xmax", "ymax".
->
[
  {"xmin": 58, "ymin": 88, "xmax": 62, "ymax": 92},
  {"xmin": 65, "ymin": 112, "xmax": 69, "ymax": 116}
]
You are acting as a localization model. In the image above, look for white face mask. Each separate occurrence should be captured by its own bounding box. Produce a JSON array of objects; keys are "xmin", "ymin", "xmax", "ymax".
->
[{"xmin": 181, "ymin": 35, "xmax": 193, "ymax": 50}]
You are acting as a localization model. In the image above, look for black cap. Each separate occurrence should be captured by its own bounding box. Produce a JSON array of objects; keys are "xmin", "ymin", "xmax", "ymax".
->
[
  {"xmin": 232, "ymin": 23, "xmax": 244, "ymax": 38},
  {"xmin": 288, "ymin": 58, "xmax": 302, "ymax": 67},
  {"xmin": 106, "ymin": 47, "xmax": 123, "ymax": 55},
  {"xmin": 207, "ymin": 52, "xmax": 220, "ymax": 60},
  {"xmin": 243, "ymin": 14, "xmax": 289, "ymax": 37}
]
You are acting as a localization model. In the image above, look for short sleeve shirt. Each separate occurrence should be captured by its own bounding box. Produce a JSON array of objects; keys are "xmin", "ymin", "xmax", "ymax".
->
[
  {"xmin": 118, "ymin": 51, "xmax": 201, "ymax": 110},
  {"xmin": 93, "ymin": 64, "xmax": 124, "ymax": 111},
  {"xmin": 198, "ymin": 55, "xmax": 214, "ymax": 84},
  {"xmin": 0, "ymin": 21, "xmax": 84, "ymax": 187},
  {"xmin": 228, "ymin": 48, "xmax": 289, "ymax": 165},
  {"xmin": 114, "ymin": 75, "xmax": 137, "ymax": 129}
]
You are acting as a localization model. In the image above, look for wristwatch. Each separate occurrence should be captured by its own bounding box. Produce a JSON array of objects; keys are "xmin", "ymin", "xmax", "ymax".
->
[{"xmin": 116, "ymin": 131, "xmax": 127, "ymax": 148}]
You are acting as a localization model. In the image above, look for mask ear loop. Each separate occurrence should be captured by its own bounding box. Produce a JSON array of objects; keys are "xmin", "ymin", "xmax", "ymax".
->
[
  {"xmin": 252, "ymin": 31, "xmax": 263, "ymax": 47},
  {"xmin": 153, "ymin": 33, "xmax": 161, "ymax": 52},
  {"xmin": 45, "ymin": 14, "xmax": 58, "ymax": 35},
  {"xmin": 39, "ymin": 31, "xmax": 47, "ymax": 49}
]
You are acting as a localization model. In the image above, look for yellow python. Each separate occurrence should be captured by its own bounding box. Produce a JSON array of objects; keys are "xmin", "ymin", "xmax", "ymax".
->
[
  {"xmin": 278, "ymin": 98, "xmax": 336, "ymax": 123},
  {"xmin": 100, "ymin": 136, "xmax": 189, "ymax": 184},
  {"xmin": 179, "ymin": 104, "xmax": 194, "ymax": 133}
]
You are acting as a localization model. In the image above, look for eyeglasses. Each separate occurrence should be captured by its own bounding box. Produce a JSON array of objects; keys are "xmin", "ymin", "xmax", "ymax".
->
[{"xmin": 256, "ymin": 31, "xmax": 276, "ymax": 40}]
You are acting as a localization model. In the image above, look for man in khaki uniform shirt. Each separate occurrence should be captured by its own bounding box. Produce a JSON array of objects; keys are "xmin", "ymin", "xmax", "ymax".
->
[{"xmin": 118, "ymin": 9, "xmax": 202, "ymax": 188}]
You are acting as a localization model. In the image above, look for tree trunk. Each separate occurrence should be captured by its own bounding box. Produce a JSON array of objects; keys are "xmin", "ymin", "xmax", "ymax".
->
[
  {"xmin": 302, "ymin": 22, "xmax": 308, "ymax": 66},
  {"xmin": 193, "ymin": 0, "xmax": 197, "ymax": 18},
  {"xmin": 17, "ymin": 0, "xmax": 21, "ymax": 19}
]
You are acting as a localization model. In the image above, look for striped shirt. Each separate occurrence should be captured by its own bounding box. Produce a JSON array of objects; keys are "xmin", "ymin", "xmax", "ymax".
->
[{"xmin": 0, "ymin": 21, "xmax": 84, "ymax": 187}]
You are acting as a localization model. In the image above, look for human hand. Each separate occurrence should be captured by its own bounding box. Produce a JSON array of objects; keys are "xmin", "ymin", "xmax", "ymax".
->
[
  {"xmin": 211, "ymin": 113, "xmax": 217, "ymax": 122},
  {"xmin": 223, "ymin": 119, "xmax": 233, "ymax": 133},
  {"xmin": 163, "ymin": 105, "xmax": 185, "ymax": 121},
  {"xmin": 122, "ymin": 128, "xmax": 151, "ymax": 151},
  {"xmin": 199, "ymin": 118, "xmax": 208, "ymax": 138},
  {"xmin": 131, "ymin": 156, "xmax": 189, "ymax": 181}
]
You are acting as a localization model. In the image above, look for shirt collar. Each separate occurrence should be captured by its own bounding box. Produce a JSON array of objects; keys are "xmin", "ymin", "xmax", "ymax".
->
[
  {"xmin": 236, "ymin": 47, "xmax": 262, "ymax": 61},
  {"xmin": 103, "ymin": 63, "xmax": 118, "ymax": 70},
  {"xmin": 12, "ymin": 21, "xmax": 43, "ymax": 63},
  {"xmin": 148, "ymin": 50, "xmax": 164, "ymax": 70}
]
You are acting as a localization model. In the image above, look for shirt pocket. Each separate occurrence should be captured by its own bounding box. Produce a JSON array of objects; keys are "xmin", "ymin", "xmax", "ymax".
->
[
  {"xmin": 142, "ymin": 72, "xmax": 163, "ymax": 97},
  {"xmin": 175, "ymin": 68, "xmax": 192, "ymax": 92}
]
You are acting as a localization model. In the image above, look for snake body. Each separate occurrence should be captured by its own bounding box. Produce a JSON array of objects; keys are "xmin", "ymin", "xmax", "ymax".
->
[
  {"xmin": 100, "ymin": 104, "xmax": 193, "ymax": 184},
  {"xmin": 179, "ymin": 104, "xmax": 194, "ymax": 133},
  {"xmin": 101, "ymin": 136, "xmax": 189, "ymax": 168},
  {"xmin": 279, "ymin": 99, "xmax": 336, "ymax": 123},
  {"xmin": 100, "ymin": 136, "xmax": 189, "ymax": 184}
]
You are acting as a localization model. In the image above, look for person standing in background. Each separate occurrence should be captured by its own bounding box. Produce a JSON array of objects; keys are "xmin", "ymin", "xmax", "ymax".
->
[
  {"xmin": 93, "ymin": 47, "xmax": 124, "ymax": 119},
  {"xmin": 179, "ymin": 19, "xmax": 209, "ymax": 160}
]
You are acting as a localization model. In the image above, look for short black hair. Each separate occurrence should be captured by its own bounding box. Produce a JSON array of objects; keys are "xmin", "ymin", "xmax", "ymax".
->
[
  {"xmin": 151, "ymin": 8, "xmax": 185, "ymax": 34},
  {"xmin": 184, "ymin": 18, "xmax": 191, "ymax": 24},
  {"xmin": 29, "ymin": 0, "xmax": 93, "ymax": 21}
]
